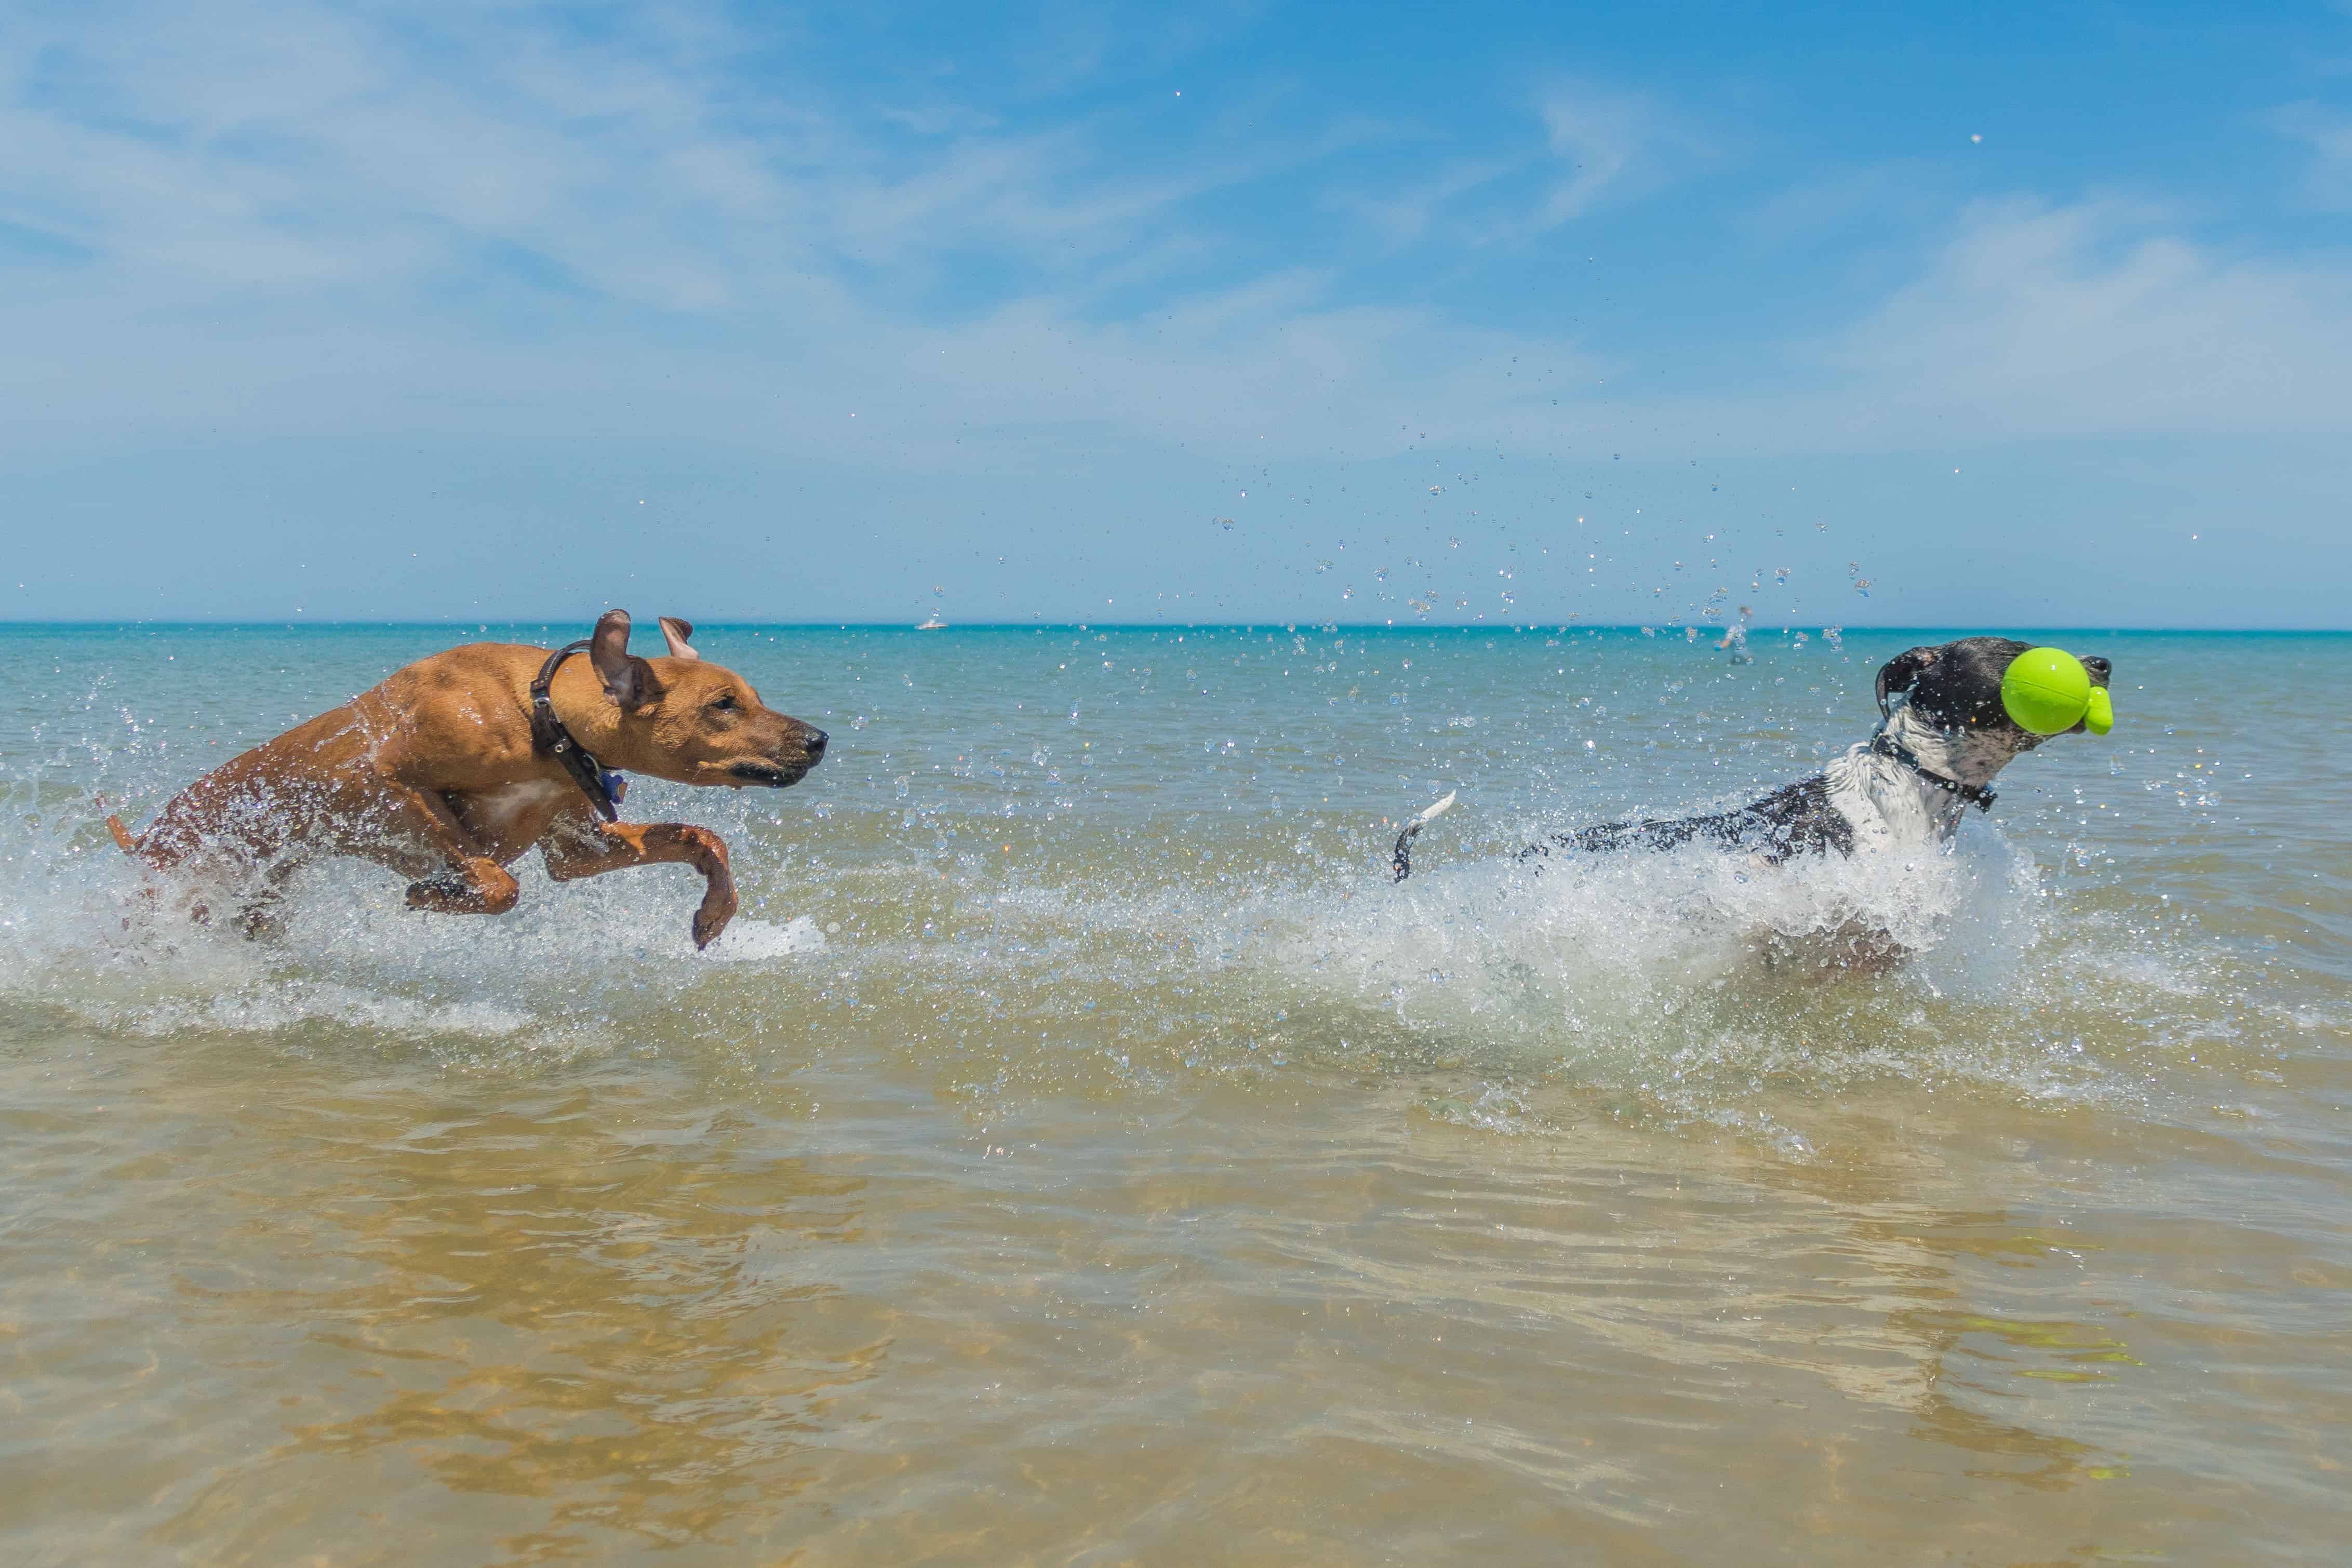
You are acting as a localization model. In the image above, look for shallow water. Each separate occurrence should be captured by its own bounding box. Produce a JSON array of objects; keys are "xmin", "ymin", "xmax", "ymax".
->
[{"xmin": 2, "ymin": 623, "xmax": 2346, "ymax": 1564}]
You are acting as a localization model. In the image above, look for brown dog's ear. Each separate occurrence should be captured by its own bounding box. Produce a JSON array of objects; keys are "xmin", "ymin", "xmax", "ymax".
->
[
  {"xmin": 1875, "ymin": 645, "xmax": 1941, "ymax": 718},
  {"xmin": 589, "ymin": 609, "xmax": 655, "ymax": 707},
  {"xmin": 658, "ymin": 617, "xmax": 701, "ymax": 661}
]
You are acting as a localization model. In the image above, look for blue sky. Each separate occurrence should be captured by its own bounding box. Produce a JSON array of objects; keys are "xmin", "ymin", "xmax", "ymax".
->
[{"xmin": 5, "ymin": 1, "xmax": 2350, "ymax": 627}]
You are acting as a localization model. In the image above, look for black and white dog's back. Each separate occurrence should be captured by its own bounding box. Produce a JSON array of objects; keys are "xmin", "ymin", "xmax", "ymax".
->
[{"xmin": 1394, "ymin": 636, "xmax": 2113, "ymax": 880}]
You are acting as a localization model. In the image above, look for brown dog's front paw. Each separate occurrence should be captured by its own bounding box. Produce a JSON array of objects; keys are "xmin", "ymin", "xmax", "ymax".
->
[{"xmin": 691, "ymin": 882, "xmax": 739, "ymax": 950}]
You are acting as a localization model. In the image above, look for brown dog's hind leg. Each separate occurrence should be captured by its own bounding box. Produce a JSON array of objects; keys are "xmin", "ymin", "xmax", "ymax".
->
[
  {"xmin": 403, "ymin": 865, "xmax": 522, "ymax": 915},
  {"xmin": 543, "ymin": 819, "xmax": 738, "ymax": 949},
  {"xmin": 345, "ymin": 779, "xmax": 523, "ymax": 917},
  {"xmin": 231, "ymin": 860, "xmax": 308, "ymax": 940}
]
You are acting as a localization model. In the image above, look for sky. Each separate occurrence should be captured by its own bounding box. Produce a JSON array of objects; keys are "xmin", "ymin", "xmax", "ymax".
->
[{"xmin": 4, "ymin": 0, "xmax": 2350, "ymax": 628}]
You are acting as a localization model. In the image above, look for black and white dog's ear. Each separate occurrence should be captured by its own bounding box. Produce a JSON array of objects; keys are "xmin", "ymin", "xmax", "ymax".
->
[{"xmin": 1875, "ymin": 645, "xmax": 1943, "ymax": 718}]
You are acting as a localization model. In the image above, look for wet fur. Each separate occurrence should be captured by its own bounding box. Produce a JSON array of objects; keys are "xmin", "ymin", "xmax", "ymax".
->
[
  {"xmin": 1525, "ymin": 637, "xmax": 2110, "ymax": 869},
  {"xmin": 104, "ymin": 611, "xmax": 827, "ymax": 949},
  {"xmin": 1403, "ymin": 636, "xmax": 2113, "ymax": 970}
]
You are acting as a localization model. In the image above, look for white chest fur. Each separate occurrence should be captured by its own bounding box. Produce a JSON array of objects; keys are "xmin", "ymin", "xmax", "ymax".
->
[
  {"xmin": 1821, "ymin": 743, "xmax": 1969, "ymax": 853},
  {"xmin": 466, "ymin": 779, "xmax": 574, "ymax": 840}
]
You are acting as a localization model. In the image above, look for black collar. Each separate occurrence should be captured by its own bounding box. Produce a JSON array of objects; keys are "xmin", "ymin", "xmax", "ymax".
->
[
  {"xmin": 530, "ymin": 640, "xmax": 624, "ymax": 823},
  {"xmin": 1872, "ymin": 732, "xmax": 1997, "ymax": 812}
]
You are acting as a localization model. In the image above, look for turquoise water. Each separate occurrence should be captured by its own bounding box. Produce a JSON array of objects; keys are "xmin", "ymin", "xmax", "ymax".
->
[{"xmin": 2, "ymin": 623, "xmax": 2347, "ymax": 1563}]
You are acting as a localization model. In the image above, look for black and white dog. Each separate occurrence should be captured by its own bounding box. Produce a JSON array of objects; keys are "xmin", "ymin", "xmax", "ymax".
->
[{"xmin": 1393, "ymin": 636, "xmax": 2113, "ymax": 880}]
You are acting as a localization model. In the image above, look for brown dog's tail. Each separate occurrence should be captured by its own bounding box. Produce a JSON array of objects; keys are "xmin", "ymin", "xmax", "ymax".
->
[{"xmin": 106, "ymin": 813, "xmax": 140, "ymax": 854}]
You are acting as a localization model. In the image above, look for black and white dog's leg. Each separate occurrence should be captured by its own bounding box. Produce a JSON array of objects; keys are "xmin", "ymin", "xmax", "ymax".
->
[{"xmin": 1391, "ymin": 792, "xmax": 1458, "ymax": 882}]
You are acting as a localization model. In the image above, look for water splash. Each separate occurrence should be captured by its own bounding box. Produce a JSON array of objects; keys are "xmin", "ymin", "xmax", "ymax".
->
[{"xmin": 0, "ymin": 626, "xmax": 2306, "ymax": 1150}]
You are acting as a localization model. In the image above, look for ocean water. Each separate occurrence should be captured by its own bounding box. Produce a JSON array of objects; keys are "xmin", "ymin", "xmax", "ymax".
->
[{"xmin": 1, "ymin": 622, "xmax": 2345, "ymax": 1565}]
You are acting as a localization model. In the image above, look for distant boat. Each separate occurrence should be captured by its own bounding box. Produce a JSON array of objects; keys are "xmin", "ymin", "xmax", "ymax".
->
[{"xmin": 916, "ymin": 613, "xmax": 947, "ymax": 630}]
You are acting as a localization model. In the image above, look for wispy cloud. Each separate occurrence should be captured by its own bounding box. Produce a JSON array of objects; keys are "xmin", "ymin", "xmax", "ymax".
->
[
  {"xmin": 0, "ymin": 0, "xmax": 1616, "ymax": 463},
  {"xmin": 1311, "ymin": 82, "xmax": 1700, "ymax": 256},
  {"xmin": 2271, "ymin": 100, "xmax": 2352, "ymax": 209},
  {"xmin": 1324, "ymin": 158, "xmax": 1512, "ymax": 247},
  {"xmin": 1532, "ymin": 82, "xmax": 1662, "ymax": 227},
  {"xmin": 2, "ymin": 1, "xmax": 2348, "ymax": 481},
  {"xmin": 1820, "ymin": 197, "xmax": 2352, "ymax": 438},
  {"xmin": 1382, "ymin": 196, "xmax": 2352, "ymax": 462}
]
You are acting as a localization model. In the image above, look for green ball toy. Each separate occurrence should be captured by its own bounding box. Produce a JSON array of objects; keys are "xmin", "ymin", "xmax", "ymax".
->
[{"xmin": 2001, "ymin": 646, "xmax": 2112, "ymax": 735}]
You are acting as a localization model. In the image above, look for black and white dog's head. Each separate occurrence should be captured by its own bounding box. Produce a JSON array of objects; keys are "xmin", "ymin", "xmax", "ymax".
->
[{"xmin": 1874, "ymin": 636, "xmax": 2113, "ymax": 788}]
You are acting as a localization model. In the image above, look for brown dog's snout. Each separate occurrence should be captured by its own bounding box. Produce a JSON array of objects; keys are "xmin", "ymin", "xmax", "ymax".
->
[
  {"xmin": 2082, "ymin": 655, "xmax": 2112, "ymax": 682},
  {"xmin": 803, "ymin": 727, "xmax": 828, "ymax": 763}
]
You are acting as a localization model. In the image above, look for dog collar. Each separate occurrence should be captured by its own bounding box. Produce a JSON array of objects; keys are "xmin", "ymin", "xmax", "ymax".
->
[
  {"xmin": 530, "ymin": 640, "xmax": 625, "ymax": 823},
  {"xmin": 1871, "ymin": 733, "xmax": 1996, "ymax": 813}
]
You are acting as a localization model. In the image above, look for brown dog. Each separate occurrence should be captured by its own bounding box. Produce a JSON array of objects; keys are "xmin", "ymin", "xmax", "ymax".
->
[{"xmin": 105, "ymin": 611, "xmax": 826, "ymax": 948}]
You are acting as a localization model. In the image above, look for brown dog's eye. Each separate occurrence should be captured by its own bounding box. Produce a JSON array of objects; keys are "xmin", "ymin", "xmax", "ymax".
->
[{"xmin": 712, "ymin": 694, "xmax": 737, "ymax": 712}]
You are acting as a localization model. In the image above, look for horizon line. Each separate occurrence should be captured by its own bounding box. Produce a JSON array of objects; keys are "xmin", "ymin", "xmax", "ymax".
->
[{"xmin": 2, "ymin": 619, "xmax": 2346, "ymax": 636}]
